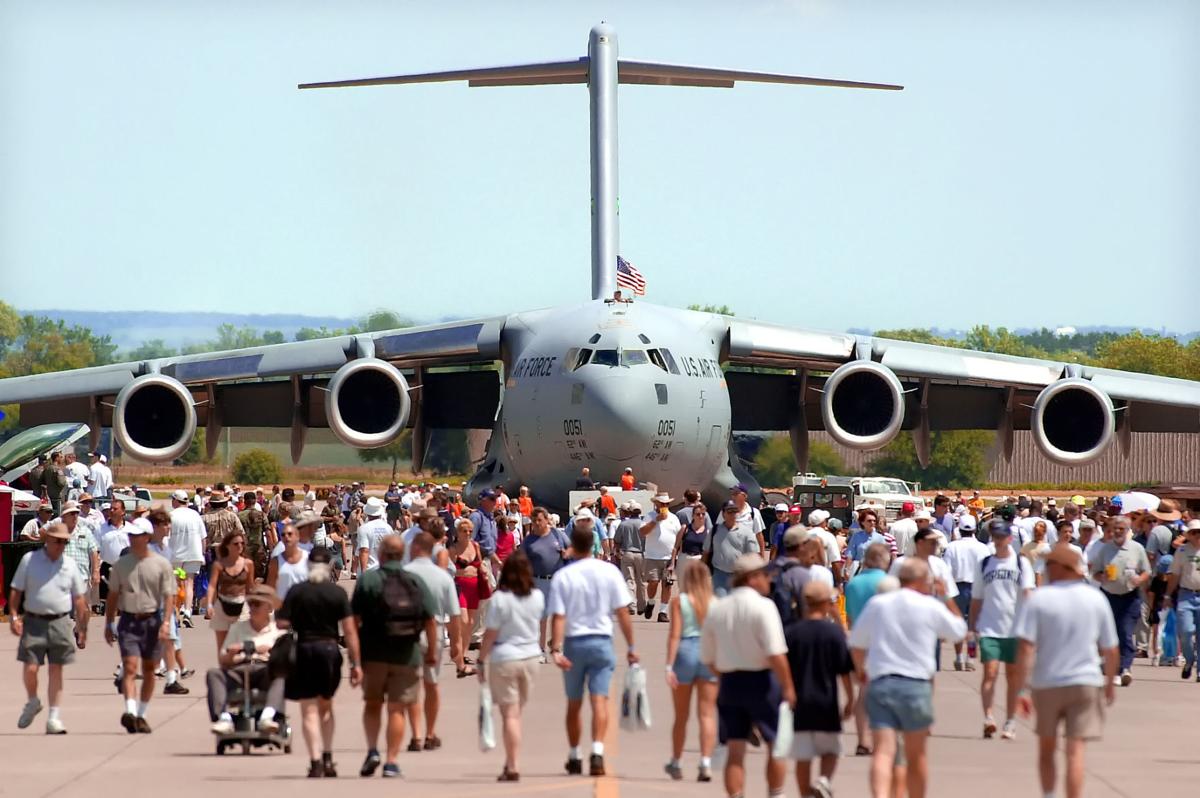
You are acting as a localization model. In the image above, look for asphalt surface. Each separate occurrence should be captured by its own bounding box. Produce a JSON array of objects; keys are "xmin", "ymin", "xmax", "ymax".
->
[{"xmin": 2, "ymin": 579, "xmax": 1197, "ymax": 798}]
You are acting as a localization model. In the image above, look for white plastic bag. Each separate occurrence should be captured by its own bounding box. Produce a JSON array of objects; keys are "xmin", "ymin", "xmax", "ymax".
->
[
  {"xmin": 619, "ymin": 664, "xmax": 652, "ymax": 731},
  {"xmin": 478, "ymin": 683, "xmax": 496, "ymax": 751},
  {"xmin": 771, "ymin": 702, "xmax": 794, "ymax": 760}
]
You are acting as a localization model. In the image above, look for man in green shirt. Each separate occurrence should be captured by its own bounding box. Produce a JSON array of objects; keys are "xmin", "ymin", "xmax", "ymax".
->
[{"xmin": 351, "ymin": 534, "xmax": 438, "ymax": 779}]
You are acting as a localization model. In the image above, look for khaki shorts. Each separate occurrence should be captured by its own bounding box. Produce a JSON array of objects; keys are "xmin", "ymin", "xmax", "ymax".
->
[
  {"xmin": 488, "ymin": 656, "xmax": 538, "ymax": 707},
  {"xmin": 419, "ymin": 629, "xmax": 441, "ymax": 684},
  {"xmin": 644, "ymin": 559, "xmax": 671, "ymax": 582},
  {"xmin": 362, "ymin": 661, "xmax": 421, "ymax": 705},
  {"xmin": 789, "ymin": 730, "xmax": 842, "ymax": 760},
  {"xmin": 18, "ymin": 616, "xmax": 76, "ymax": 666},
  {"xmin": 209, "ymin": 598, "xmax": 248, "ymax": 632},
  {"xmin": 1033, "ymin": 685, "xmax": 1105, "ymax": 740}
]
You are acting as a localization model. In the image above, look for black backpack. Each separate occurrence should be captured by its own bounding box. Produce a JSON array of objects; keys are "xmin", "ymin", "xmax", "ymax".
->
[
  {"xmin": 769, "ymin": 560, "xmax": 802, "ymax": 623},
  {"xmin": 380, "ymin": 569, "xmax": 424, "ymax": 638}
]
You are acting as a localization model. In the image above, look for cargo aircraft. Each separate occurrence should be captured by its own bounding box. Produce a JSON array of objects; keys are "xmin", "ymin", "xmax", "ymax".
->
[{"xmin": 3, "ymin": 25, "xmax": 1199, "ymax": 510}]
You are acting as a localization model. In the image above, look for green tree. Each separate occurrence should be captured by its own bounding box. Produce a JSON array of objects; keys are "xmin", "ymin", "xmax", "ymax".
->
[
  {"xmin": 176, "ymin": 429, "xmax": 210, "ymax": 465},
  {"xmin": 232, "ymin": 448, "xmax": 283, "ymax": 484},
  {"xmin": 751, "ymin": 435, "xmax": 847, "ymax": 487},
  {"xmin": 424, "ymin": 429, "xmax": 470, "ymax": 475},
  {"xmin": 809, "ymin": 440, "xmax": 849, "ymax": 476},
  {"xmin": 1095, "ymin": 332, "xmax": 1200, "ymax": 380},
  {"xmin": 357, "ymin": 432, "xmax": 413, "ymax": 480},
  {"xmin": 963, "ymin": 326, "xmax": 1052, "ymax": 359},
  {"xmin": 125, "ymin": 339, "xmax": 177, "ymax": 360},
  {"xmin": 360, "ymin": 310, "xmax": 411, "ymax": 332},
  {"xmin": 295, "ymin": 326, "xmax": 342, "ymax": 341},
  {"xmin": 687, "ymin": 303, "xmax": 735, "ymax": 316},
  {"xmin": 869, "ymin": 430, "xmax": 992, "ymax": 489},
  {"xmin": 874, "ymin": 328, "xmax": 962, "ymax": 347},
  {"xmin": 214, "ymin": 324, "xmax": 266, "ymax": 350},
  {"xmin": 262, "ymin": 330, "xmax": 285, "ymax": 346}
]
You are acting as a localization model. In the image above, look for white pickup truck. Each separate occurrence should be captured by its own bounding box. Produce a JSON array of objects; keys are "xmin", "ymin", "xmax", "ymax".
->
[{"xmin": 793, "ymin": 474, "xmax": 927, "ymax": 522}]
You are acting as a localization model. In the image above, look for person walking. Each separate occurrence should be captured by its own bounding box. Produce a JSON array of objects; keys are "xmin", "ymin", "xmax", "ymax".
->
[
  {"xmin": 700, "ymin": 552, "xmax": 796, "ymax": 798},
  {"xmin": 402, "ymin": 531, "xmax": 462, "ymax": 751},
  {"xmin": 1165, "ymin": 519, "xmax": 1200, "ymax": 680},
  {"xmin": 168, "ymin": 489, "xmax": 206, "ymax": 624},
  {"xmin": 57, "ymin": 502, "xmax": 100, "ymax": 612},
  {"xmin": 613, "ymin": 501, "xmax": 647, "ymax": 614},
  {"xmin": 353, "ymin": 535, "xmax": 438, "ymax": 779},
  {"xmin": 784, "ymin": 580, "xmax": 856, "ymax": 798},
  {"xmin": 968, "ymin": 519, "xmax": 1035, "ymax": 740},
  {"xmin": 641, "ymin": 493, "xmax": 681, "ymax": 622},
  {"xmin": 848, "ymin": 558, "xmax": 968, "ymax": 798},
  {"xmin": 943, "ymin": 514, "xmax": 987, "ymax": 671},
  {"xmin": 1088, "ymin": 515, "xmax": 1150, "ymax": 686},
  {"xmin": 519, "ymin": 507, "xmax": 571, "ymax": 659},
  {"xmin": 673, "ymin": 500, "xmax": 710, "ymax": 568},
  {"xmin": 664, "ymin": 559, "xmax": 717, "ymax": 783},
  {"xmin": 451, "ymin": 518, "xmax": 487, "ymax": 676},
  {"xmin": 356, "ymin": 496, "xmax": 392, "ymax": 573},
  {"xmin": 1012, "ymin": 547, "xmax": 1119, "ymax": 798},
  {"xmin": 267, "ymin": 523, "xmax": 310, "ymax": 601},
  {"xmin": 277, "ymin": 547, "xmax": 362, "ymax": 778},
  {"xmin": 547, "ymin": 525, "xmax": 637, "ymax": 777},
  {"xmin": 204, "ymin": 531, "xmax": 254, "ymax": 653},
  {"xmin": 103, "ymin": 519, "xmax": 176, "ymax": 734},
  {"xmin": 705, "ymin": 500, "xmax": 763, "ymax": 596},
  {"xmin": 842, "ymin": 542, "xmax": 892, "ymax": 757},
  {"xmin": 9, "ymin": 522, "xmax": 89, "ymax": 734},
  {"xmin": 477, "ymin": 551, "xmax": 546, "ymax": 781}
]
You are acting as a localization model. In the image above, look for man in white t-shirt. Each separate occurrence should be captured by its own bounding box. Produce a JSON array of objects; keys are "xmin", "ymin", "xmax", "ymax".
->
[
  {"xmin": 86, "ymin": 452, "xmax": 113, "ymax": 500},
  {"xmin": 356, "ymin": 497, "xmax": 392, "ymax": 572},
  {"xmin": 168, "ymin": 490, "xmax": 206, "ymax": 621},
  {"xmin": 807, "ymin": 509, "xmax": 844, "ymax": 585},
  {"xmin": 888, "ymin": 503, "xmax": 918, "ymax": 556},
  {"xmin": 1012, "ymin": 547, "xmax": 1118, "ymax": 798},
  {"xmin": 639, "ymin": 493, "xmax": 681, "ymax": 623},
  {"xmin": 547, "ymin": 526, "xmax": 637, "ymax": 778},
  {"xmin": 302, "ymin": 483, "xmax": 316, "ymax": 510},
  {"xmin": 943, "ymin": 514, "xmax": 989, "ymax": 671},
  {"xmin": 968, "ymin": 519, "xmax": 1035, "ymax": 741},
  {"xmin": 888, "ymin": 528, "xmax": 958, "ymax": 604},
  {"xmin": 849, "ymin": 557, "xmax": 967, "ymax": 798}
]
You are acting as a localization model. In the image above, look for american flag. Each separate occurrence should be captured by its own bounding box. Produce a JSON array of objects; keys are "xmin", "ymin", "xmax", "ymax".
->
[{"xmin": 616, "ymin": 256, "xmax": 646, "ymax": 295}]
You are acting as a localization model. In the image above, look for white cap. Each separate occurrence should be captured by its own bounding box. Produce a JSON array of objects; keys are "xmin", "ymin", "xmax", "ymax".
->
[
  {"xmin": 363, "ymin": 496, "xmax": 386, "ymax": 517},
  {"xmin": 808, "ymin": 509, "xmax": 830, "ymax": 526},
  {"xmin": 130, "ymin": 517, "xmax": 153, "ymax": 535},
  {"xmin": 171, "ymin": 489, "xmax": 189, "ymax": 503},
  {"xmin": 774, "ymin": 502, "xmax": 790, "ymax": 513},
  {"xmin": 574, "ymin": 508, "xmax": 595, "ymax": 522},
  {"xmin": 914, "ymin": 510, "xmax": 933, "ymax": 521},
  {"xmin": 99, "ymin": 454, "xmax": 108, "ymax": 463},
  {"xmin": 959, "ymin": 515, "xmax": 977, "ymax": 531}
]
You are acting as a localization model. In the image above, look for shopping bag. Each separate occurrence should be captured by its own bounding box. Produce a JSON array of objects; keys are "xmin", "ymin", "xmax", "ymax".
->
[
  {"xmin": 479, "ymin": 683, "xmax": 496, "ymax": 751},
  {"xmin": 1161, "ymin": 608, "xmax": 1178, "ymax": 662},
  {"xmin": 771, "ymin": 702, "xmax": 794, "ymax": 760},
  {"xmin": 619, "ymin": 664, "xmax": 652, "ymax": 731}
]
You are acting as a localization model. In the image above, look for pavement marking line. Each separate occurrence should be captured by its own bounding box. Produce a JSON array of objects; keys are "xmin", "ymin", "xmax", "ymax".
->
[{"xmin": 593, "ymin": 687, "xmax": 622, "ymax": 798}]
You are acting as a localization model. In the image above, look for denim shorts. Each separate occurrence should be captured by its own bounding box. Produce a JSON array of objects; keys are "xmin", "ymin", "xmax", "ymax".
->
[
  {"xmin": 953, "ymin": 582, "xmax": 972, "ymax": 617},
  {"xmin": 866, "ymin": 675, "xmax": 934, "ymax": 732},
  {"xmin": 562, "ymin": 635, "xmax": 616, "ymax": 701},
  {"xmin": 672, "ymin": 637, "xmax": 716, "ymax": 685}
]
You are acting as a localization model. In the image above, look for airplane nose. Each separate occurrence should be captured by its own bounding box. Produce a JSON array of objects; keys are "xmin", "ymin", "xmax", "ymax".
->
[{"xmin": 584, "ymin": 376, "xmax": 650, "ymax": 461}]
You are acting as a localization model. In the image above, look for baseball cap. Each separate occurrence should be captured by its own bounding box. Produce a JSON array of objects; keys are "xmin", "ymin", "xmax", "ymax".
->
[
  {"xmin": 914, "ymin": 510, "xmax": 933, "ymax": 522},
  {"xmin": 828, "ymin": 518, "xmax": 844, "ymax": 532},
  {"xmin": 731, "ymin": 552, "xmax": 768, "ymax": 577},
  {"xmin": 774, "ymin": 502, "xmax": 789, "ymax": 513},
  {"xmin": 782, "ymin": 527, "xmax": 808, "ymax": 549},
  {"xmin": 478, "ymin": 489, "xmax": 497, "ymax": 500},
  {"xmin": 808, "ymin": 509, "xmax": 830, "ymax": 526},
  {"xmin": 901, "ymin": 501, "xmax": 915, "ymax": 514},
  {"xmin": 171, "ymin": 489, "xmax": 189, "ymax": 502},
  {"xmin": 959, "ymin": 515, "xmax": 977, "ymax": 532},
  {"xmin": 986, "ymin": 519, "xmax": 1012, "ymax": 537},
  {"xmin": 1186, "ymin": 519, "xmax": 1200, "ymax": 532},
  {"xmin": 1070, "ymin": 495, "xmax": 1086, "ymax": 506},
  {"xmin": 721, "ymin": 500, "xmax": 739, "ymax": 513},
  {"xmin": 574, "ymin": 508, "xmax": 595, "ymax": 522},
  {"xmin": 730, "ymin": 483, "xmax": 749, "ymax": 495},
  {"xmin": 788, "ymin": 504, "xmax": 804, "ymax": 514},
  {"xmin": 1079, "ymin": 518, "xmax": 1097, "ymax": 530},
  {"xmin": 129, "ymin": 518, "xmax": 153, "ymax": 535},
  {"xmin": 1047, "ymin": 498, "xmax": 1057, "ymax": 506}
]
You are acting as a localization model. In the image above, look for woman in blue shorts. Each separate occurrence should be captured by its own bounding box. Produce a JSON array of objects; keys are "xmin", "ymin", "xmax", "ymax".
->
[{"xmin": 664, "ymin": 560, "xmax": 717, "ymax": 783}]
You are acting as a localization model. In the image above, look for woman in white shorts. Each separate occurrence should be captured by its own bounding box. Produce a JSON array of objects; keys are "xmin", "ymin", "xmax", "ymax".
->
[{"xmin": 476, "ymin": 551, "xmax": 545, "ymax": 783}]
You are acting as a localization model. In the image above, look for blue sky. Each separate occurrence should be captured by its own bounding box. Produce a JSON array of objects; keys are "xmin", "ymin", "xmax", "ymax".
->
[{"xmin": 2, "ymin": 1, "xmax": 1197, "ymax": 333}]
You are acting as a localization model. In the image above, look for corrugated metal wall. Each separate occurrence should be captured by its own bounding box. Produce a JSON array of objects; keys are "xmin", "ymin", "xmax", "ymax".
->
[{"xmin": 809, "ymin": 431, "xmax": 1200, "ymax": 485}]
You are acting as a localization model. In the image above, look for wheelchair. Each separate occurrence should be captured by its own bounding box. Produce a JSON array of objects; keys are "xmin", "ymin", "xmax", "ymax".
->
[{"xmin": 214, "ymin": 662, "xmax": 293, "ymax": 756}]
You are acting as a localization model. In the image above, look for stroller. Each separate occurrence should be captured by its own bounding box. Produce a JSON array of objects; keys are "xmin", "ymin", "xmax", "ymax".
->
[{"xmin": 214, "ymin": 662, "xmax": 293, "ymax": 756}]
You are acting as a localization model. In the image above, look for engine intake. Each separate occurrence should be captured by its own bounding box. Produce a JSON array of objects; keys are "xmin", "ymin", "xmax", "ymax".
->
[
  {"xmin": 821, "ymin": 361, "xmax": 905, "ymax": 450},
  {"xmin": 325, "ymin": 358, "xmax": 411, "ymax": 448},
  {"xmin": 113, "ymin": 375, "xmax": 197, "ymax": 463},
  {"xmin": 1031, "ymin": 378, "xmax": 1115, "ymax": 466}
]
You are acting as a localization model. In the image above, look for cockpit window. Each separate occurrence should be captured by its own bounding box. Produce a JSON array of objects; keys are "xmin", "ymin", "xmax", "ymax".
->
[
  {"xmin": 571, "ymin": 348, "xmax": 593, "ymax": 370},
  {"xmin": 621, "ymin": 350, "xmax": 649, "ymax": 367},
  {"xmin": 591, "ymin": 349, "xmax": 619, "ymax": 367},
  {"xmin": 647, "ymin": 349, "xmax": 668, "ymax": 372},
  {"xmin": 659, "ymin": 348, "xmax": 681, "ymax": 375}
]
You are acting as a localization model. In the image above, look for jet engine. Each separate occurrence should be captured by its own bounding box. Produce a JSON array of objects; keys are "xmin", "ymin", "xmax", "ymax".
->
[
  {"xmin": 325, "ymin": 358, "xmax": 411, "ymax": 448},
  {"xmin": 113, "ymin": 374, "xmax": 198, "ymax": 462},
  {"xmin": 820, "ymin": 361, "xmax": 905, "ymax": 450},
  {"xmin": 1030, "ymin": 378, "xmax": 1115, "ymax": 466}
]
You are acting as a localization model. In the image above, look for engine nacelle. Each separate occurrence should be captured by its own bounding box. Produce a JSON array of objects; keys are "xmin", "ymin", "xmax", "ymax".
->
[
  {"xmin": 113, "ymin": 374, "xmax": 198, "ymax": 463},
  {"xmin": 1031, "ymin": 378, "xmax": 1115, "ymax": 466},
  {"xmin": 821, "ymin": 361, "xmax": 906, "ymax": 450},
  {"xmin": 325, "ymin": 358, "xmax": 411, "ymax": 448}
]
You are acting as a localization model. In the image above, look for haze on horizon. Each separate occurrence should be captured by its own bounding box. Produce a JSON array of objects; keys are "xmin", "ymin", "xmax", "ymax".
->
[{"xmin": 3, "ymin": 1, "xmax": 1197, "ymax": 333}]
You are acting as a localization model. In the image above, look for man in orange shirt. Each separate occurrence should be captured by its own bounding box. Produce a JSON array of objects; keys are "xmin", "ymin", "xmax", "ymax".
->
[
  {"xmin": 967, "ymin": 490, "xmax": 986, "ymax": 518},
  {"xmin": 598, "ymin": 485, "xmax": 618, "ymax": 519},
  {"xmin": 620, "ymin": 468, "xmax": 636, "ymax": 492}
]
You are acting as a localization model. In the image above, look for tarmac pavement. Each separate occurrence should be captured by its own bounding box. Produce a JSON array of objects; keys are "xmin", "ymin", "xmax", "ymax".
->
[{"xmin": 2, "ymin": 580, "xmax": 1197, "ymax": 798}]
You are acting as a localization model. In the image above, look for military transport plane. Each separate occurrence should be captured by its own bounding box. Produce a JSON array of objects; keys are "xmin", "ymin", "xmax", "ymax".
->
[{"xmin": 3, "ymin": 24, "xmax": 1199, "ymax": 511}]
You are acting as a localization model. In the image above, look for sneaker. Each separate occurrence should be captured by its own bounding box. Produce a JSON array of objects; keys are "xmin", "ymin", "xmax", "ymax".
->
[
  {"xmin": 211, "ymin": 718, "xmax": 234, "ymax": 735},
  {"xmin": 1178, "ymin": 654, "xmax": 1187, "ymax": 667},
  {"xmin": 180, "ymin": 614, "xmax": 193, "ymax": 629},
  {"xmin": 698, "ymin": 765, "xmax": 712, "ymax": 782},
  {"xmin": 258, "ymin": 715, "xmax": 280, "ymax": 734},
  {"xmin": 114, "ymin": 675, "xmax": 124, "ymax": 694},
  {"xmin": 120, "ymin": 712, "xmax": 137, "ymax": 734},
  {"xmin": 360, "ymin": 750, "xmax": 381, "ymax": 777},
  {"xmin": 164, "ymin": 681, "xmax": 189, "ymax": 695},
  {"xmin": 180, "ymin": 668, "xmax": 195, "ymax": 680},
  {"xmin": 565, "ymin": 757, "xmax": 583, "ymax": 775},
  {"xmin": 45, "ymin": 718, "xmax": 67, "ymax": 735},
  {"xmin": 589, "ymin": 753, "xmax": 605, "ymax": 776},
  {"xmin": 964, "ymin": 661, "xmax": 976, "ymax": 671},
  {"xmin": 814, "ymin": 776, "xmax": 834, "ymax": 798},
  {"xmin": 953, "ymin": 660, "xmax": 963, "ymax": 671},
  {"xmin": 642, "ymin": 603, "xmax": 655, "ymax": 619},
  {"xmin": 1120, "ymin": 670, "xmax": 1133, "ymax": 687},
  {"xmin": 1111, "ymin": 675, "xmax": 1122, "ymax": 686},
  {"xmin": 135, "ymin": 716, "xmax": 152, "ymax": 733},
  {"xmin": 381, "ymin": 764, "xmax": 401, "ymax": 778},
  {"xmin": 657, "ymin": 612, "xmax": 669, "ymax": 623},
  {"xmin": 539, "ymin": 650, "xmax": 548, "ymax": 664},
  {"xmin": 17, "ymin": 697, "xmax": 42, "ymax": 729},
  {"xmin": 664, "ymin": 761, "xmax": 683, "ymax": 781},
  {"xmin": 154, "ymin": 666, "xmax": 167, "ymax": 678},
  {"xmin": 982, "ymin": 718, "xmax": 997, "ymax": 739},
  {"xmin": 1000, "ymin": 719, "xmax": 1017, "ymax": 740}
]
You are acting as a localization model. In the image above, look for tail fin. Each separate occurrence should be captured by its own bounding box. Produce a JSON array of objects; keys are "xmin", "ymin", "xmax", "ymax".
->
[{"xmin": 300, "ymin": 24, "xmax": 901, "ymax": 300}]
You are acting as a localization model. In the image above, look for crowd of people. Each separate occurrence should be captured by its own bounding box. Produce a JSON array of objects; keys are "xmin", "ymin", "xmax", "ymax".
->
[{"xmin": 8, "ymin": 469, "xmax": 1200, "ymax": 798}]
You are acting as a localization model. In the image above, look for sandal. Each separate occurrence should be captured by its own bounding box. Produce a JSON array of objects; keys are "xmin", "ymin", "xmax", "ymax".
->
[
  {"xmin": 497, "ymin": 768, "xmax": 520, "ymax": 782},
  {"xmin": 456, "ymin": 666, "xmax": 477, "ymax": 678},
  {"xmin": 407, "ymin": 739, "xmax": 423, "ymax": 752},
  {"xmin": 855, "ymin": 744, "xmax": 872, "ymax": 756},
  {"xmin": 423, "ymin": 735, "xmax": 441, "ymax": 751}
]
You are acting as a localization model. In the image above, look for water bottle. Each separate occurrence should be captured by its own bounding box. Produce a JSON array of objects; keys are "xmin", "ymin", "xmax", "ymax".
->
[{"xmin": 967, "ymin": 635, "xmax": 977, "ymax": 659}]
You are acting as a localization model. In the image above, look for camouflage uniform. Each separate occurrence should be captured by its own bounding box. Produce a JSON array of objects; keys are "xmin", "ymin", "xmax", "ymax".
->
[
  {"xmin": 203, "ymin": 507, "xmax": 245, "ymax": 553},
  {"xmin": 238, "ymin": 505, "xmax": 270, "ymax": 575}
]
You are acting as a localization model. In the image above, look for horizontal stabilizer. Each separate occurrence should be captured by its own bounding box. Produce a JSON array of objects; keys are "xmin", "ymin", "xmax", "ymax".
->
[{"xmin": 300, "ymin": 58, "xmax": 901, "ymax": 92}]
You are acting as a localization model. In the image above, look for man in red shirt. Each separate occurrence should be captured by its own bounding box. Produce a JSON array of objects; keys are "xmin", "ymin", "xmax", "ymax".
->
[{"xmin": 620, "ymin": 468, "xmax": 636, "ymax": 492}]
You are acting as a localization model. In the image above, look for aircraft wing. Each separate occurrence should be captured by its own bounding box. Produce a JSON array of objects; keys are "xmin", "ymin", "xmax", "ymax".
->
[
  {"xmin": 0, "ymin": 317, "xmax": 507, "ymax": 462},
  {"xmin": 723, "ymin": 318, "xmax": 1200, "ymax": 465}
]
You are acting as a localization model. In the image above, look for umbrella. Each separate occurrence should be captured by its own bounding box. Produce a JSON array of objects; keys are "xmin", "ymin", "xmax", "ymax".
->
[{"xmin": 1111, "ymin": 491, "xmax": 1160, "ymax": 514}]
